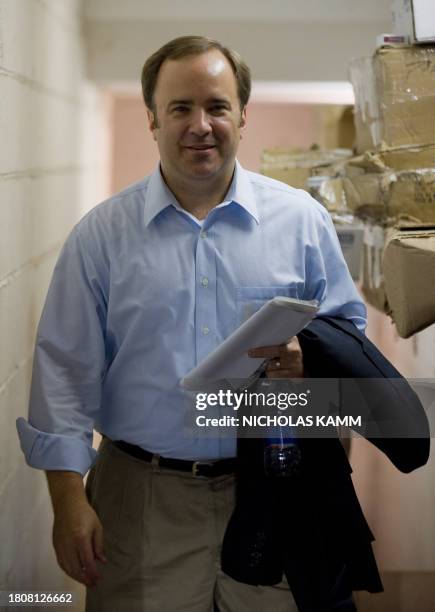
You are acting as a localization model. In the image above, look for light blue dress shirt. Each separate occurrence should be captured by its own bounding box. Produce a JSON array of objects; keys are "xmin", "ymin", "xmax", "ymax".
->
[{"xmin": 16, "ymin": 162, "xmax": 366, "ymax": 475}]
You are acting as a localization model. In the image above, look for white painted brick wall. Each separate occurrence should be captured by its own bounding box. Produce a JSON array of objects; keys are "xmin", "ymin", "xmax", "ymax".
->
[
  {"xmin": 1, "ymin": 0, "xmax": 83, "ymax": 96},
  {"xmin": 0, "ymin": 175, "xmax": 80, "ymax": 279},
  {"xmin": 0, "ymin": 77, "xmax": 94, "ymax": 173},
  {"xmin": 0, "ymin": 252, "xmax": 58, "ymax": 387},
  {"xmin": 0, "ymin": 361, "xmax": 33, "ymax": 504},
  {"xmin": 0, "ymin": 0, "xmax": 108, "ymax": 600}
]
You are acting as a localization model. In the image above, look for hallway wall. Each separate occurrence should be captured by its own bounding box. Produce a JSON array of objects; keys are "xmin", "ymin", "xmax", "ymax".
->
[
  {"xmin": 351, "ymin": 306, "xmax": 435, "ymax": 572},
  {"xmin": 0, "ymin": 0, "xmax": 109, "ymax": 605}
]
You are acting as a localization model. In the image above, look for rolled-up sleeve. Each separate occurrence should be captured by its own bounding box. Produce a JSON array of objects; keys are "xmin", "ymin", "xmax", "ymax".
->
[
  {"xmin": 304, "ymin": 205, "xmax": 367, "ymax": 331},
  {"xmin": 16, "ymin": 223, "xmax": 108, "ymax": 475}
]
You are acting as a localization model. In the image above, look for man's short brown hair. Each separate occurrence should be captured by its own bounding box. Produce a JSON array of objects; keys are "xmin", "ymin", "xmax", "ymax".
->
[{"xmin": 141, "ymin": 35, "xmax": 251, "ymax": 115}]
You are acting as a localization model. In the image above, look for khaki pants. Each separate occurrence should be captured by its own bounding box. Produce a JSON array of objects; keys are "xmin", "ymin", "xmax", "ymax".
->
[{"xmin": 85, "ymin": 439, "xmax": 298, "ymax": 612}]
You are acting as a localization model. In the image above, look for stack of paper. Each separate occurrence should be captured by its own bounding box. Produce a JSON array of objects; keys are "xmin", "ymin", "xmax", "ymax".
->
[{"xmin": 181, "ymin": 296, "xmax": 318, "ymax": 390}]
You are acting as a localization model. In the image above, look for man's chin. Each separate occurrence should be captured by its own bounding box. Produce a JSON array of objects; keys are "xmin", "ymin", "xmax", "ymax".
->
[{"xmin": 184, "ymin": 162, "xmax": 222, "ymax": 180}]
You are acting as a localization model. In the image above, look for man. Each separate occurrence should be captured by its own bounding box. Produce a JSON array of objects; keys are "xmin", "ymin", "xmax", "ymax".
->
[{"xmin": 17, "ymin": 36, "xmax": 366, "ymax": 611}]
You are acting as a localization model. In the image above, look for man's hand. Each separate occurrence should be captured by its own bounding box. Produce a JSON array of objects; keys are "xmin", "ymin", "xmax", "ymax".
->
[
  {"xmin": 248, "ymin": 336, "xmax": 304, "ymax": 378},
  {"xmin": 46, "ymin": 471, "xmax": 107, "ymax": 587}
]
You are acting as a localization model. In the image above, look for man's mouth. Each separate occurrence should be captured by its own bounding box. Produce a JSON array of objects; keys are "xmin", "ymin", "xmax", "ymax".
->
[{"xmin": 184, "ymin": 145, "xmax": 216, "ymax": 151}]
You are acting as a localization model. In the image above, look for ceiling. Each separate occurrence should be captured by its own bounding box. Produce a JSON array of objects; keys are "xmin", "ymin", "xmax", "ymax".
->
[
  {"xmin": 83, "ymin": 0, "xmax": 392, "ymax": 24},
  {"xmin": 82, "ymin": 0, "xmax": 393, "ymax": 97}
]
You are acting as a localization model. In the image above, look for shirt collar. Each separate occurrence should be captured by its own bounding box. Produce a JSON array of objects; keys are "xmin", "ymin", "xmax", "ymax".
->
[
  {"xmin": 143, "ymin": 165, "xmax": 179, "ymax": 227},
  {"xmin": 143, "ymin": 160, "xmax": 259, "ymax": 227},
  {"xmin": 223, "ymin": 160, "xmax": 260, "ymax": 224}
]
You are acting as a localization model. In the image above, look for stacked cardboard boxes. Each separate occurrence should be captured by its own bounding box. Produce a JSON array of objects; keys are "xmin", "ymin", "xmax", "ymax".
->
[
  {"xmin": 349, "ymin": 46, "xmax": 435, "ymax": 153},
  {"xmin": 348, "ymin": 44, "xmax": 435, "ymax": 336},
  {"xmin": 260, "ymin": 147, "xmax": 352, "ymax": 193},
  {"xmin": 342, "ymin": 144, "xmax": 435, "ymax": 223}
]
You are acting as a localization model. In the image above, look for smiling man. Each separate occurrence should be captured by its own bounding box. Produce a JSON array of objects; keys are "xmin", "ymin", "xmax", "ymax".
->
[
  {"xmin": 145, "ymin": 43, "xmax": 248, "ymax": 218},
  {"xmin": 17, "ymin": 36, "xmax": 365, "ymax": 611}
]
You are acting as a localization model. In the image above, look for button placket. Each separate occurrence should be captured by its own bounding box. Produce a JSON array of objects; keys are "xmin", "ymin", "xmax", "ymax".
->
[{"xmin": 195, "ymin": 228, "xmax": 217, "ymax": 363}]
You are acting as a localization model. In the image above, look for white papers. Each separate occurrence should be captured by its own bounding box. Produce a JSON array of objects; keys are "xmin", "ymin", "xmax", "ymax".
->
[{"xmin": 181, "ymin": 296, "xmax": 318, "ymax": 390}]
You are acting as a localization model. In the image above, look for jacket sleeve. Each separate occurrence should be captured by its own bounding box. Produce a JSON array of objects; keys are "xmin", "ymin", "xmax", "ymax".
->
[
  {"xmin": 298, "ymin": 316, "xmax": 430, "ymax": 473},
  {"xmin": 16, "ymin": 224, "xmax": 108, "ymax": 476}
]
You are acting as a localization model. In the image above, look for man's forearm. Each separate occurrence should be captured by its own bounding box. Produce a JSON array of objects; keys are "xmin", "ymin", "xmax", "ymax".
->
[
  {"xmin": 46, "ymin": 471, "xmax": 87, "ymax": 513},
  {"xmin": 45, "ymin": 470, "xmax": 105, "ymax": 587}
]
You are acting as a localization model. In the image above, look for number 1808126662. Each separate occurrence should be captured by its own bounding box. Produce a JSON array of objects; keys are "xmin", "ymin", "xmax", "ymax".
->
[{"xmin": 0, "ymin": 591, "xmax": 74, "ymax": 606}]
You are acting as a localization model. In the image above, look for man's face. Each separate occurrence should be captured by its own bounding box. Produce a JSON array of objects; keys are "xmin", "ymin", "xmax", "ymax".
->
[{"xmin": 148, "ymin": 49, "xmax": 246, "ymax": 186}]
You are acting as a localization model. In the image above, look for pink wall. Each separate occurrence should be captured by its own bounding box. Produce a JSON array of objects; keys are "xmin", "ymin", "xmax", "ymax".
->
[
  {"xmin": 238, "ymin": 102, "xmax": 318, "ymax": 172},
  {"xmin": 111, "ymin": 96, "xmax": 159, "ymax": 193}
]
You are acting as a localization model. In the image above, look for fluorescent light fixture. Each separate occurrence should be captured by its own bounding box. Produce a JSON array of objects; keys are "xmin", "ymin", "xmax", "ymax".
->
[
  {"xmin": 251, "ymin": 81, "xmax": 354, "ymax": 105},
  {"xmin": 104, "ymin": 80, "xmax": 355, "ymax": 106}
]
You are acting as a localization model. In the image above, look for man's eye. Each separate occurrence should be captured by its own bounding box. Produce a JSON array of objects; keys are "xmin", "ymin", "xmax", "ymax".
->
[
  {"xmin": 173, "ymin": 106, "xmax": 189, "ymax": 113},
  {"xmin": 210, "ymin": 105, "xmax": 227, "ymax": 114}
]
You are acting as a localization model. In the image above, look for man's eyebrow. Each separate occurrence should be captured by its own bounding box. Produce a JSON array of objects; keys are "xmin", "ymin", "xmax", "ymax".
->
[
  {"xmin": 167, "ymin": 97, "xmax": 232, "ymax": 109},
  {"xmin": 209, "ymin": 97, "xmax": 231, "ymax": 105}
]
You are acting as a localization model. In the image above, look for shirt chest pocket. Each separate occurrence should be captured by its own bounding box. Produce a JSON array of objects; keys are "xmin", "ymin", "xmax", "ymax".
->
[{"xmin": 235, "ymin": 285, "xmax": 301, "ymax": 327}]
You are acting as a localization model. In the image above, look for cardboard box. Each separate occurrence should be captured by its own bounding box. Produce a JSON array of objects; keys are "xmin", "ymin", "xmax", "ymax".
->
[
  {"xmin": 347, "ymin": 143, "xmax": 435, "ymax": 173},
  {"xmin": 342, "ymin": 145, "xmax": 435, "ymax": 222},
  {"xmin": 314, "ymin": 106, "xmax": 356, "ymax": 150},
  {"xmin": 392, "ymin": 0, "xmax": 435, "ymax": 43},
  {"xmin": 260, "ymin": 164, "xmax": 311, "ymax": 190},
  {"xmin": 383, "ymin": 225, "xmax": 435, "ymax": 337},
  {"xmin": 316, "ymin": 177, "xmax": 348, "ymax": 213},
  {"xmin": 349, "ymin": 46, "xmax": 435, "ymax": 151},
  {"xmin": 343, "ymin": 169, "xmax": 435, "ymax": 223},
  {"xmin": 260, "ymin": 148, "xmax": 352, "ymax": 189}
]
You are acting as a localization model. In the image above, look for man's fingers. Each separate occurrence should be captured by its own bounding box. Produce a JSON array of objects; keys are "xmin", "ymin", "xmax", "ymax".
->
[
  {"xmin": 248, "ymin": 338, "xmax": 300, "ymax": 359},
  {"xmin": 78, "ymin": 536, "xmax": 101, "ymax": 584},
  {"xmin": 248, "ymin": 344, "xmax": 286, "ymax": 359},
  {"xmin": 266, "ymin": 369, "xmax": 297, "ymax": 379},
  {"xmin": 73, "ymin": 551, "xmax": 94, "ymax": 587},
  {"xmin": 249, "ymin": 336, "xmax": 304, "ymax": 379},
  {"xmin": 52, "ymin": 499, "xmax": 105, "ymax": 588},
  {"xmin": 92, "ymin": 524, "xmax": 107, "ymax": 563},
  {"xmin": 56, "ymin": 544, "xmax": 92, "ymax": 587}
]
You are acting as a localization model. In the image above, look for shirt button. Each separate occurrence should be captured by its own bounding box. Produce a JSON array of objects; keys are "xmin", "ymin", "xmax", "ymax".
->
[
  {"xmin": 201, "ymin": 277, "xmax": 209, "ymax": 287},
  {"xmin": 202, "ymin": 326, "xmax": 210, "ymax": 335},
  {"xmin": 200, "ymin": 230, "xmax": 207, "ymax": 239}
]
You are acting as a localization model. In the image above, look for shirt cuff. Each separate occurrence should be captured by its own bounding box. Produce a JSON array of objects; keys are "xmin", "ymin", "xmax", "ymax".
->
[{"xmin": 16, "ymin": 418, "xmax": 98, "ymax": 476}]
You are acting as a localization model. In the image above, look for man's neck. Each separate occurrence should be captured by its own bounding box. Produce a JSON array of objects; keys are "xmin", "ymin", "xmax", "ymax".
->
[{"xmin": 160, "ymin": 165, "xmax": 235, "ymax": 220}]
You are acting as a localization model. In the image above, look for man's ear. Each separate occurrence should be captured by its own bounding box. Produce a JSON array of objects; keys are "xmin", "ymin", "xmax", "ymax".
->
[
  {"xmin": 147, "ymin": 109, "xmax": 158, "ymax": 141},
  {"xmin": 239, "ymin": 107, "xmax": 247, "ymax": 137}
]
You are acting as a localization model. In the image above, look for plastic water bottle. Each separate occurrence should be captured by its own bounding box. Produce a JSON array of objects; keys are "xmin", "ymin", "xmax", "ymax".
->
[{"xmin": 264, "ymin": 431, "xmax": 301, "ymax": 477}]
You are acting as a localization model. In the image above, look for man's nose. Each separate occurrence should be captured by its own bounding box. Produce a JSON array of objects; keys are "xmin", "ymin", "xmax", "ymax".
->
[{"xmin": 189, "ymin": 109, "xmax": 212, "ymax": 136}]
